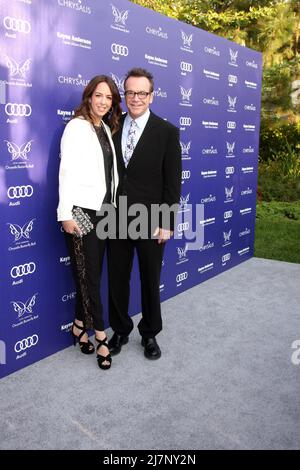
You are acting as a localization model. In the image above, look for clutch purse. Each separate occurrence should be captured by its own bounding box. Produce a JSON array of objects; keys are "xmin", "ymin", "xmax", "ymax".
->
[{"xmin": 71, "ymin": 206, "xmax": 94, "ymax": 236}]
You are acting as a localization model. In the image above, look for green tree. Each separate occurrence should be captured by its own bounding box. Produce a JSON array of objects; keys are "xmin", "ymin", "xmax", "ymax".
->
[{"xmin": 131, "ymin": 0, "xmax": 300, "ymax": 125}]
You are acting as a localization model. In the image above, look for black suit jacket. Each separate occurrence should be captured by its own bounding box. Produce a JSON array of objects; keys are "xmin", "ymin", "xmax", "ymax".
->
[{"xmin": 113, "ymin": 111, "xmax": 182, "ymax": 232}]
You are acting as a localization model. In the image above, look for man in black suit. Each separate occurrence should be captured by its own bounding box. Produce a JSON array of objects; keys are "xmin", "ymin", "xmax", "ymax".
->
[{"xmin": 108, "ymin": 68, "xmax": 181, "ymax": 360}]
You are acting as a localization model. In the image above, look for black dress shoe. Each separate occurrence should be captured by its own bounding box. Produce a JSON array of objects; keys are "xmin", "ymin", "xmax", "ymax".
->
[
  {"xmin": 141, "ymin": 337, "xmax": 161, "ymax": 360},
  {"xmin": 108, "ymin": 333, "xmax": 129, "ymax": 356}
]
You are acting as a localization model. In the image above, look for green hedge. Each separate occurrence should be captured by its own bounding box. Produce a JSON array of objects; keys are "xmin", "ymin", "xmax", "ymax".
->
[
  {"xmin": 254, "ymin": 202, "xmax": 300, "ymax": 264},
  {"xmin": 258, "ymin": 122, "xmax": 300, "ymax": 202},
  {"xmin": 259, "ymin": 122, "xmax": 300, "ymax": 163},
  {"xmin": 258, "ymin": 163, "xmax": 300, "ymax": 202}
]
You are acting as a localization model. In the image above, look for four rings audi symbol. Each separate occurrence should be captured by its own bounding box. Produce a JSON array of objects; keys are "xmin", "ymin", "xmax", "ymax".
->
[
  {"xmin": 176, "ymin": 272, "xmax": 188, "ymax": 283},
  {"xmin": 111, "ymin": 43, "xmax": 129, "ymax": 56},
  {"xmin": 228, "ymin": 74, "xmax": 237, "ymax": 83},
  {"xmin": 178, "ymin": 222, "xmax": 189, "ymax": 232},
  {"xmin": 224, "ymin": 210, "xmax": 233, "ymax": 219},
  {"xmin": 180, "ymin": 117, "xmax": 192, "ymax": 126},
  {"xmin": 14, "ymin": 334, "xmax": 38, "ymax": 353},
  {"xmin": 5, "ymin": 103, "xmax": 32, "ymax": 117},
  {"xmin": 180, "ymin": 61, "xmax": 193, "ymax": 72},
  {"xmin": 222, "ymin": 253, "xmax": 231, "ymax": 263},
  {"xmin": 3, "ymin": 16, "xmax": 31, "ymax": 34},
  {"xmin": 182, "ymin": 170, "xmax": 191, "ymax": 180},
  {"xmin": 227, "ymin": 121, "xmax": 236, "ymax": 129},
  {"xmin": 7, "ymin": 185, "xmax": 33, "ymax": 199},
  {"xmin": 10, "ymin": 262, "xmax": 36, "ymax": 278}
]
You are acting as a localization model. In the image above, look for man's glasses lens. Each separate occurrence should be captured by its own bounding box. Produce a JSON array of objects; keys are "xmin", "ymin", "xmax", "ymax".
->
[{"xmin": 125, "ymin": 91, "xmax": 150, "ymax": 99}]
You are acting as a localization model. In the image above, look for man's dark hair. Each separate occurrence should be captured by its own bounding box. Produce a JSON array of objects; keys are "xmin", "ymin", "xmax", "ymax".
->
[{"xmin": 124, "ymin": 68, "xmax": 154, "ymax": 92}]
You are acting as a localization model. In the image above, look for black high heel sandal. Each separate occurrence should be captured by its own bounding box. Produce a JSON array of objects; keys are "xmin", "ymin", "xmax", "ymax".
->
[
  {"xmin": 95, "ymin": 337, "xmax": 112, "ymax": 370},
  {"xmin": 71, "ymin": 322, "xmax": 95, "ymax": 355}
]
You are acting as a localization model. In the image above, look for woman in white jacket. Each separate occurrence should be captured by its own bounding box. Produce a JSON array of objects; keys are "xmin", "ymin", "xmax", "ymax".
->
[{"xmin": 57, "ymin": 75, "xmax": 121, "ymax": 370}]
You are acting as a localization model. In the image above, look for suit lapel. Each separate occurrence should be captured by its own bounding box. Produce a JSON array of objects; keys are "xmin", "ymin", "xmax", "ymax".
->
[{"xmin": 114, "ymin": 115, "xmax": 126, "ymax": 168}]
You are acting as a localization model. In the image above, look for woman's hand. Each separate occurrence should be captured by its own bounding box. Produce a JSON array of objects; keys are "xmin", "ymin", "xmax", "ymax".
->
[{"xmin": 62, "ymin": 219, "xmax": 82, "ymax": 236}]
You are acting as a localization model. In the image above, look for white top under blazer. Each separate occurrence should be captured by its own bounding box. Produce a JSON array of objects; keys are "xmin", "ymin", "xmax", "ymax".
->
[{"xmin": 57, "ymin": 117, "xmax": 119, "ymax": 221}]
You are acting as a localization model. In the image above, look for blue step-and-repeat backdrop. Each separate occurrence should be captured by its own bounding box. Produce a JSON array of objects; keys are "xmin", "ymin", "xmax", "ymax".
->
[{"xmin": 0, "ymin": 0, "xmax": 262, "ymax": 378}]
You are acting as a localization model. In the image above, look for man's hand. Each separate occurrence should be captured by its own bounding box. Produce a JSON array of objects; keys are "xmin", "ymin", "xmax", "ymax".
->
[
  {"xmin": 62, "ymin": 219, "xmax": 82, "ymax": 236},
  {"xmin": 153, "ymin": 227, "xmax": 173, "ymax": 244}
]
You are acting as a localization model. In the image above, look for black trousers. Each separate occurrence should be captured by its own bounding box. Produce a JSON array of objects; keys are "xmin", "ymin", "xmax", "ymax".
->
[
  {"xmin": 108, "ymin": 238, "xmax": 165, "ymax": 338},
  {"xmin": 65, "ymin": 209, "xmax": 106, "ymax": 331}
]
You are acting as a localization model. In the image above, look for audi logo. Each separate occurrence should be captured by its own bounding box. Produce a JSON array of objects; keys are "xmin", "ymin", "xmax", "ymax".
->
[
  {"xmin": 225, "ymin": 167, "xmax": 234, "ymax": 175},
  {"xmin": 227, "ymin": 121, "xmax": 236, "ymax": 129},
  {"xmin": 5, "ymin": 103, "xmax": 32, "ymax": 117},
  {"xmin": 180, "ymin": 117, "xmax": 192, "ymax": 126},
  {"xmin": 14, "ymin": 334, "xmax": 38, "ymax": 353},
  {"xmin": 178, "ymin": 222, "xmax": 189, "ymax": 232},
  {"xmin": 176, "ymin": 272, "xmax": 188, "ymax": 283},
  {"xmin": 182, "ymin": 170, "xmax": 191, "ymax": 180},
  {"xmin": 224, "ymin": 210, "xmax": 233, "ymax": 219},
  {"xmin": 111, "ymin": 43, "xmax": 129, "ymax": 56},
  {"xmin": 228, "ymin": 74, "xmax": 237, "ymax": 83},
  {"xmin": 180, "ymin": 61, "xmax": 193, "ymax": 72},
  {"xmin": 222, "ymin": 253, "xmax": 231, "ymax": 263},
  {"xmin": 10, "ymin": 262, "xmax": 36, "ymax": 279},
  {"xmin": 3, "ymin": 16, "xmax": 31, "ymax": 34},
  {"xmin": 7, "ymin": 185, "xmax": 33, "ymax": 199}
]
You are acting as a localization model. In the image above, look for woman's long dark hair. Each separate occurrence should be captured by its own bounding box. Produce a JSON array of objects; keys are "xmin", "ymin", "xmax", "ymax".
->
[{"xmin": 74, "ymin": 75, "xmax": 122, "ymax": 134}]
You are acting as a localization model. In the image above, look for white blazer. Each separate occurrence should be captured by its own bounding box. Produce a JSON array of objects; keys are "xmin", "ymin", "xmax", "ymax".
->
[{"xmin": 57, "ymin": 117, "xmax": 119, "ymax": 221}]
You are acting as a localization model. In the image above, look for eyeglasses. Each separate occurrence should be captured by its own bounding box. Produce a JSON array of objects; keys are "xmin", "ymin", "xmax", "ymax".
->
[{"xmin": 124, "ymin": 91, "xmax": 152, "ymax": 99}]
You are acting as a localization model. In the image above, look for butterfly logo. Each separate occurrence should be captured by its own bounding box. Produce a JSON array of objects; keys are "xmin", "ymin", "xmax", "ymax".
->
[
  {"xmin": 4, "ymin": 55, "xmax": 32, "ymax": 78},
  {"xmin": 180, "ymin": 86, "xmax": 192, "ymax": 102},
  {"xmin": 226, "ymin": 141, "xmax": 235, "ymax": 154},
  {"xmin": 225, "ymin": 187, "xmax": 234, "ymax": 199},
  {"xmin": 223, "ymin": 230, "xmax": 232, "ymax": 243},
  {"xmin": 177, "ymin": 245, "xmax": 188, "ymax": 259},
  {"xmin": 4, "ymin": 140, "xmax": 33, "ymax": 161},
  {"xmin": 180, "ymin": 141, "xmax": 191, "ymax": 155},
  {"xmin": 111, "ymin": 4, "xmax": 129, "ymax": 25},
  {"xmin": 229, "ymin": 49, "xmax": 238, "ymax": 63},
  {"xmin": 111, "ymin": 73, "xmax": 125, "ymax": 93},
  {"xmin": 180, "ymin": 193, "xmax": 190, "ymax": 209},
  {"xmin": 228, "ymin": 96, "xmax": 237, "ymax": 108},
  {"xmin": 7, "ymin": 219, "xmax": 35, "ymax": 242},
  {"xmin": 11, "ymin": 294, "xmax": 37, "ymax": 319},
  {"xmin": 181, "ymin": 31, "xmax": 193, "ymax": 47}
]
